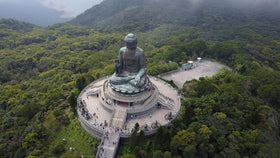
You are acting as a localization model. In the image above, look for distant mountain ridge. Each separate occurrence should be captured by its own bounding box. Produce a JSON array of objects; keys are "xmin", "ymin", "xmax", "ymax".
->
[
  {"xmin": 0, "ymin": 0, "xmax": 71, "ymax": 27},
  {"xmin": 69, "ymin": 0, "xmax": 280, "ymax": 32},
  {"xmin": 70, "ymin": 0, "xmax": 190, "ymax": 29},
  {"xmin": 0, "ymin": 19, "xmax": 38, "ymax": 32}
]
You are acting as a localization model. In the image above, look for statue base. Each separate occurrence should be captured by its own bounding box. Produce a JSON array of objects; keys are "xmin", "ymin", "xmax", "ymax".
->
[
  {"xmin": 109, "ymin": 77, "xmax": 151, "ymax": 95},
  {"xmin": 77, "ymin": 75, "xmax": 181, "ymax": 141}
]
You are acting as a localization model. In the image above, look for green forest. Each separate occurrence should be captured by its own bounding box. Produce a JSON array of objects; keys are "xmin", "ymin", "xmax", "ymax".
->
[{"xmin": 0, "ymin": 0, "xmax": 280, "ymax": 157}]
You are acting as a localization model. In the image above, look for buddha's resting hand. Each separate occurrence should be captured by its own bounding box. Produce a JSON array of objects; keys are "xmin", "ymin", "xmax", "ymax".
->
[
  {"xmin": 135, "ymin": 75, "xmax": 141, "ymax": 86},
  {"xmin": 109, "ymin": 74, "xmax": 135, "ymax": 85},
  {"xmin": 129, "ymin": 75, "xmax": 143, "ymax": 88}
]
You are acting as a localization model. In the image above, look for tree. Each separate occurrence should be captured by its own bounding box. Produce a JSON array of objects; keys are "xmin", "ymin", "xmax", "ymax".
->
[
  {"xmin": 154, "ymin": 126, "xmax": 164, "ymax": 149},
  {"xmin": 134, "ymin": 122, "xmax": 140, "ymax": 132},
  {"xmin": 182, "ymin": 99, "xmax": 195, "ymax": 125},
  {"xmin": 171, "ymin": 130, "xmax": 197, "ymax": 151},
  {"xmin": 129, "ymin": 123, "xmax": 140, "ymax": 147},
  {"xmin": 26, "ymin": 156, "xmax": 38, "ymax": 158},
  {"xmin": 154, "ymin": 126, "xmax": 171, "ymax": 151},
  {"xmin": 68, "ymin": 88, "xmax": 79, "ymax": 112},
  {"xmin": 139, "ymin": 130, "xmax": 145, "ymax": 143},
  {"xmin": 76, "ymin": 76, "xmax": 87, "ymax": 92},
  {"xmin": 153, "ymin": 150, "xmax": 163, "ymax": 158},
  {"xmin": 49, "ymin": 140, "xmax": 65, "ymax": 156},
  {"xmin": 216, "ymin": 112, "xmax": 227, "ymax": 121},
  {"xmin": 60, "ymin": 151, "xmax": 80, "ymax": 158},
  {"xmin": 165, "ymin": 46, "xmax": 185, "ymax": 63},
  {"xmin": 18, "ymin": 102, "xmax": 40, "ymax": 119},
  {"xmin": 14, "ymin": 148, "xmax": 26, "ymax": 158},
  {"xmin": 197, "ymin": 125, "xmax": 212, "ymax": 143},
  {"xmin": 257, "ymin": 142, "xmax": 280, "ymax": 158},
  {"xmin": 210, "ymin": 41, "xmax": 244, "ymax": 61},
  {"xmin": 184, "ymin": 40, "xmax": 208, "ymax": 57},
  {"xmin": 22, "ymin": 133, "xmax": 40, "ymax": 149},
  {"xmin": 258, "ymin": 84, "xmax": 280, "ymax": 106},
  {"xmin": 183, "ymin": 145, "xmax": 196, "ymax": 158},
  {"xmin": 121, "ymin": 154, "xmax": 137, "ymax": 158},
  {"xmin": 195, "ymin": 79, "xmax": 219, "ymax": 97},
  {"xmin": 219, "ymin": 148, "xmax": 240, "ymax": 158},
  {"xmin": 163, "ymin": 151, "xmax": 172, "ymax": 158}
]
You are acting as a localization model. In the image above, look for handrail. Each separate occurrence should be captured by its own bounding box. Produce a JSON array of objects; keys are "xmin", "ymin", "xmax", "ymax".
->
[
  {"xmin": 78, "ymin": 113, "xmax": 104, "ymax": 135},
  {"xmin": 99, "ymin": 96, "xmax": 114, "ymax": 112},
  {"xmin": 78, "ymin": 76, "xmax": 110, "ymax": 99},
  {"xmin": 120, "ymin": 96, "xmax": 182, "ymax": 138},
  {"xmin": 87, "ymin": 89, "xmax": 101, "ymax": 96},
  {"xmin": 159, "ymin": 92, "xmax": 175, "ymax": 103}
]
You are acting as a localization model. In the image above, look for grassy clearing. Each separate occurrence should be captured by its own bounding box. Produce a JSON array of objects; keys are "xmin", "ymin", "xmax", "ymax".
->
[{"xmin": 56, "ymin": 115, "xmax": 99, "ymax": 157}]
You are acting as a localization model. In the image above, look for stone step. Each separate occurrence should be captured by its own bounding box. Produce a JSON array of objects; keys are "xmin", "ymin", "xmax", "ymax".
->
[
  {"xmin": 110, "ymin": 109, "xmax": 127, "ymax": 128},
  {"xmin": 96, "ymin": 132, "xmax": 120, "ymax": 158}
]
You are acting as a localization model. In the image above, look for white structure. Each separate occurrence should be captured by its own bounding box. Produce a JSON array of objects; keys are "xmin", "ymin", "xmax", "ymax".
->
[{"xmin": 77, "ymin": 76, "xmax": 181, "ymax": 158}]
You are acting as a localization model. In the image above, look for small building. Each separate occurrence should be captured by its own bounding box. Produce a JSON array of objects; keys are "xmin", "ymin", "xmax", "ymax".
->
[{"xmin": 182, "ymin": 61, "xmax": 193, "ymax": 70}]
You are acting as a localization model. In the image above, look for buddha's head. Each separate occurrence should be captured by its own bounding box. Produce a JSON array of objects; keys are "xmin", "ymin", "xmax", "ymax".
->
[{"xmin": 125, "ymin": 33, "xmax": 137, "ymax": 49}]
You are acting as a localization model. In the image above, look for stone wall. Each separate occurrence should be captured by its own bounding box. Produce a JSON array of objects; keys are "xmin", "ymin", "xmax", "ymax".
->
[{"xmin": 78, "ymin": 115, "xmax": 104, "ymax": 140}]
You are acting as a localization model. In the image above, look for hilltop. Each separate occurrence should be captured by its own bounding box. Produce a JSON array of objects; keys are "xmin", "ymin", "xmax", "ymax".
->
[
  {"xmin": 0, "ymin": 0, "xmax": 280, "ymax": 157},
  {"xmin": 0, "ymin": 19, "xmax": 38, "ymax": 32},
  {"xmin": 70, "ymin": 0, "xmax": 280, "ymax": 32}
]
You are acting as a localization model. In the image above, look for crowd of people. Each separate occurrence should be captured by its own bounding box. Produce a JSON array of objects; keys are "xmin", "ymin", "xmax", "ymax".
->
[{"xmin": 78, "ymin": 99, "xmax": 92, "ymax": 120}]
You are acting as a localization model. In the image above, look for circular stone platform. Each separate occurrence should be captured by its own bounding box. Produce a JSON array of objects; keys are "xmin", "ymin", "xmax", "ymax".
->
[{"xmin": 77, "ymin": 76, "xmax": 181, "ymax": 139}]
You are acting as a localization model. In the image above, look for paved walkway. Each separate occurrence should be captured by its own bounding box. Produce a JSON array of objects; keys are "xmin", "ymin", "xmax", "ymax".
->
[
  {"xmin": 160, "ymin": 60, "xmax": 230, "ymax": 88},
  {"xmin": 96, "ymin": 130, "xmax": 120, "ymax": 158}
]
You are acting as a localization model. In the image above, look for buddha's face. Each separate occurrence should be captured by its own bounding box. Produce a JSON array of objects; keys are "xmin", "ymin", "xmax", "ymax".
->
[{"xmin": 126, "ymin": 41, "xmax": 137, "ymax": 49}]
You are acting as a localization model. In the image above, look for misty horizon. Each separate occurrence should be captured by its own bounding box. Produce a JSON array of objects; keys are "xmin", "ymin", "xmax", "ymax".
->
[
  {"xmin": 0, "ymin": 0, "xmax": 103, "ymax": 27},
  {"xmin": 1, "ymin": 0, "xmax": 280, "ymax": 27}
]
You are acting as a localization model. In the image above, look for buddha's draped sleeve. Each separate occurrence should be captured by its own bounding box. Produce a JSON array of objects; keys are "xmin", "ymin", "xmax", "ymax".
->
[
  {"xmin": 119, "ymin": 48, "xmax": 125, "ymax": 72},
  {"xmin": 137, "ymin": 50, "xmax": 147, "ymax": 71}
]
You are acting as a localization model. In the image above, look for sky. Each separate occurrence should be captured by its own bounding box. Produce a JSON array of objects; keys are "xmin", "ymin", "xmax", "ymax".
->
[
  {"xmin": 40, "ymin": 0, "xmax": 103, "ymax": 18},
  {"xmin": 0, "ymin": 0, "xmax": 103, "ymax": 18},
  {"xmin": 189, "ymin": 0, "xmax": 280, "ymax": 7}
]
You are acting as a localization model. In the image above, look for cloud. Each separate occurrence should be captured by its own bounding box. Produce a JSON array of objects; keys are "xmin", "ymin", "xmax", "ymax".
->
[
  {"xmin": 60, "ymin": 10, "xmax": 76, "ymax": 19},
  {"xmin": 39, "ymin": 0, "xmax": 103, "ymax": 18},
  {"xmin": 188, "ymin": 0, "xmax": 280, "ymax": 11},
  {"xmin": 189, "ymin": 0, "xmax": 280, "ymax": 6}
]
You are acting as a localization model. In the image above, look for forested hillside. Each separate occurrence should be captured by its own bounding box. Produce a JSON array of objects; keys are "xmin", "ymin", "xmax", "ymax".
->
[
  {"xmin": 1, "ymin": 0, "xmax": 280, "ymax": 157},
  {"xmin": 70, "ymin": 0, "xmax": 280, "ymax": 32}
]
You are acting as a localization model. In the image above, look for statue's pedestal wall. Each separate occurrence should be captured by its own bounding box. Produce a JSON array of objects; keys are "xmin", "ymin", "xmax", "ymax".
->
[
  {"xmin": 106, "ymin": 81, "xmax": 153, "ymax": 104},
  {"xmin": 77, "ymin": 76, "xmax": 181, "ymax": 140}
]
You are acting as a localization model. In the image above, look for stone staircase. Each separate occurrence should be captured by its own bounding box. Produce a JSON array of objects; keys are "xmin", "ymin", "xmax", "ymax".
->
[
  {"xmin": 110, "ymin": 109, "xmax": 127, "ymax": 128},
  {"xmin": 96, "ymin": 108, "xmax": 126, "ymax": 158},
  {"xmin": 96, "ymin": 132, "xmax": 120, "ymax": 158},
  {"xmin": 158, "ymin": 93, "xmax": 174, "ymax": 110}
]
